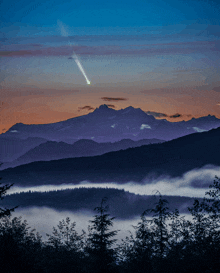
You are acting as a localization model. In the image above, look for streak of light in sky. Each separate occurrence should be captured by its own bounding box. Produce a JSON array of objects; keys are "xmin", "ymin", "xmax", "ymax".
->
[{"xmin": 58, "ymin": 20, "xmax": 91, "ymax": 85}]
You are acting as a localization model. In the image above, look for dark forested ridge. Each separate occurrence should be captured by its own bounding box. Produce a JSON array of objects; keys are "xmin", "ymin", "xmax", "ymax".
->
[
  {"xmin": 2, "ymin": 187, "xmax": 198, "ymax": 218},
  {"xmin": 0, "ymin": 138, "xmax": 164, "ymax": 170},
  {"xmin": 0, "ymin": 126, "xmax": 220, "ymax": 186},
  {"xmin": 1, "ymin": 177, "xmax": 220, "ymax": 273}
]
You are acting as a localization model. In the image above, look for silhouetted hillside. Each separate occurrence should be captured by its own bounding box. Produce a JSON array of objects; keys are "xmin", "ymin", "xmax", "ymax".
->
[
  {"xmin": 2, "ymin": 188, "xmax": 197, "ymax": 219},
  {"xmin": 0, "ymin": 127, "xmax": 220, "ymax": 186},
  {"xmin": 0, "ymin": 138, "xmax": 164, "ymax": 170}
]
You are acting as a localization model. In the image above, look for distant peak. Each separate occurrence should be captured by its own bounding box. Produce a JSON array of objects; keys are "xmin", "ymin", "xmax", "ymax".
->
[
  {"xmin": 207, "ymin": 114, "xmax": 217, "ymax": 118},
  {"xmin": 125, "ymin": 106, "xmax": 145, "ymax": 112},
  {"xmin": 190, "ymin": 114, "xmax": 218, "ymax": 121},
  {"xmin": 8, "ymin": 122, "xmax": 24, "ymax": 130},
  {"xmin": 121, "ymin": 106, "xmax": 138, "ymax": 113},
  {"xmin": 98, "ymin": 104, "xmax": 109, "ymax": 109},
  {"xmin": 91, "ymin": 104, "xmax": 115, "ymax": 116},
  {"xmin": 94, "ymin": 104, "xmax": 115, "ymax": 112}
]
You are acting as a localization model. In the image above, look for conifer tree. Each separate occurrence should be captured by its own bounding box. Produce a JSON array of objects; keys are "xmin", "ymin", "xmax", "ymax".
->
[
  {"xmin": 86, "ymin": 197, "xmax": 118, "ymax": 273},
  {"xmin": 0, "ymin": 177, "xmax": 17, "ymax": 218},
  {"xmin": 118, "ymin": 211, "xmax": 153, "ymax": 273},
  {"xmin": 46, "ymin": 217, "xmax": 85, "ymax": 251},
  {"xmin": 0, "ymin": 216, "xmax": 43, "ymax": 272},
  {"xmin": 149, "ymin": 194, "xmax": 171, "ymax": 259},
  {"xmin": 45, "ymin": 217, "xmax": 86, "ymax": 273}
]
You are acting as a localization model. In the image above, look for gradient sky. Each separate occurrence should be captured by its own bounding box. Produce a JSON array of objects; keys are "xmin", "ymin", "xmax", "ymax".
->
[{"xmin": 1, "ymin": 0, "xmax": 220, "ymax": 133}]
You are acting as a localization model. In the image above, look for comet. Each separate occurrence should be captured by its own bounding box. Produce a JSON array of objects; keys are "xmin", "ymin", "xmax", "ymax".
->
[
  {"xmin": 58, "ymin": 20, "xmax": 91, "ymax": 85},
  {"xmin": 70, "ymin": 52, "xmax": 91, "ymax": 85}
]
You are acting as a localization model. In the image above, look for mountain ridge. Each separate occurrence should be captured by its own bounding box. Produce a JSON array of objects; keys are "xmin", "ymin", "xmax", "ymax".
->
[
  {"xmin": 1, "ymin": 126, "xmax": 220, "ymax": 186},
  {"xmin": 2, "ymin": 105, "xmax": 220, "ymax": 143},
  {"xmin": 2, "ymin": 187, "xmax": 201, "ymax": 219},
  {"xmin": 0, "ymin": 138, "xmax": 164, "ymax": 170}
]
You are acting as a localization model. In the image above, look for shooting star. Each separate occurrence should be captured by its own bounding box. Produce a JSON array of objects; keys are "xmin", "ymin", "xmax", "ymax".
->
[{"xmin": 58, "ymin": 20, "xmax": 91, "ymax": 85}]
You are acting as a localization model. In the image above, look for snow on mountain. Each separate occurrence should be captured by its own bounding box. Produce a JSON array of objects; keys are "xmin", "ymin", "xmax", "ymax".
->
[{"xmin": 1, "ymin": 105, "xmax": 220, "ymax": 144}]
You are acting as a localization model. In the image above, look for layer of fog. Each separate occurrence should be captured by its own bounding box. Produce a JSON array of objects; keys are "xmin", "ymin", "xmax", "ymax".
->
[
  {"xmin": 11, "ymin": 207, "xmax": 194, "ymax": 242},
  {"xmin": 11, "ymin": 207, "xmax": 139, "ymax": 241},
  {"xmin": 7, "ymin": 165, "xmax": 220, "ymax": 198}
]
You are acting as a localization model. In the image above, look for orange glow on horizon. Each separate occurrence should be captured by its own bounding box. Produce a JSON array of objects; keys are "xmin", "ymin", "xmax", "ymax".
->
[{"xmin": 1, "ymin": 85, "xmax": 220, "ymax": 134}]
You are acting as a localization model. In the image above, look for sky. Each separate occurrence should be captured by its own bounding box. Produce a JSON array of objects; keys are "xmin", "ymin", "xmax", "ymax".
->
[{"xmin": 1, "ymin": 0, "xmax": 220, "ymax": 133}]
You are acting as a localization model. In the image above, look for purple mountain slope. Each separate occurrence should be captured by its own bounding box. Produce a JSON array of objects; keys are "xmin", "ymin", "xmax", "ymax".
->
[
  {"xmin": 1, "ymin": 104, "xmax": 220, "ymax": 143},
  {"xmin": 0, "ymin": 138, "xmax": 164, "ymax": 170},
  {"xmin": 1, "ymin": 126, "xmax": 220, "ymax": 187},
  {"xmin": 0, "ymin": 136, "xmax": 47, "ymax": 163}
]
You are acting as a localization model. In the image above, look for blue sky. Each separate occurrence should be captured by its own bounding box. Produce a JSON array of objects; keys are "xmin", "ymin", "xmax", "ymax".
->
[
  {"xmin": 1, "ymin": 0, "xmax": 220, "ymax": 34},
  {"xmin": 0, "ymin": 0, "xmax": 220, "ymax": 132}
]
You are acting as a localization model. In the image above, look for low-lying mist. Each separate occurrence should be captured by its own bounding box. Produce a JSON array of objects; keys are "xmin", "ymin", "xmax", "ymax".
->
[
  {"xmin": 11, "ymin": 206, "xmax": 194, "ymax": 242},
  {"xmin": 4, "ymin": 164, "xmax": 218, "ymax": 238},
  {"xmin": 7, "ymin": 164, "xmax": 220, "ymax": 198},
  {"xmin": 11, "ymin": 207, "xmax": 139, "ymax": 241}
]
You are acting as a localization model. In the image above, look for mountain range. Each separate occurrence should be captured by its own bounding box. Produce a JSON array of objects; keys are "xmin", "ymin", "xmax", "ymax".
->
[
  {"xmin": 1, "ymin": 126, "xmax": 220, "ymax": 187},
  {"xmin": 2, "ymin": 105, "xmax": 220, "ymax": 144},
  {"xmin": 1, "ymin": 104, "xmax": 220, "ymax": 170},
  {"xmin": 0, "ymin": 138, "xmax": 164, "ymax": 170}
]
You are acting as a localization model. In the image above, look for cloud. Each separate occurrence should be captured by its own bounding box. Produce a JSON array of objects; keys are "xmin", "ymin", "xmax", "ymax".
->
[
  {"xmin": 101, "ymin": 97, "xmax": 128, "ymax": 101},
  {"xmin": 78, "ymin": 105, "xmax": 94, "ymax": 111},
  {"xmin": 146, "ymin": 111, "xmax": 187, "ymax": 119},
  {"xmin": 1, "ymin": 39, "xmax": 219, "ymax": 58},
  {"xmin": 170, "ymin": 113, "xmax": 182, "ymax": 118},
  {"xmin": 146, "ymin": 111, "xmax": 168, "ymax": 118},
  {"xmin": 0, "ymin": 46, "xmax": 72, "ymax": 57},
  {"xmin": 106, "ymin": 104, "xmax": 115, "ymax": 108}
]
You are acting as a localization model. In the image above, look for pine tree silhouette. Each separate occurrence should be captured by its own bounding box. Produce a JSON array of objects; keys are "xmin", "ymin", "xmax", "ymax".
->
[{"xmin": 85, "ymin": 197, "xmax": 119, "ymax": 273}]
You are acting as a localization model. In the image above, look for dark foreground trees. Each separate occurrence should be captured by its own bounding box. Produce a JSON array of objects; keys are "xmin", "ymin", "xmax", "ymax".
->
[
  {"xmin": 0, "ymin": 177, "xmax": 42, "ymax": 272},
  {"xmin": 0, "ymin": 216, "xmax": 43, "ymax": 273},
  {"xmin": 1, "ymin": 178, "xmax": 220, "ymax": 272},
  {"xmin": 85, "ymin": 197, "xmax": 119, "ymax": 273},
  {"xmin": 117, "ymin": 179, "xmax": 220, "ymax": 273},
  {"xmin": 0, "ymin": 177, "xmax": 17, "ymax": 218}
]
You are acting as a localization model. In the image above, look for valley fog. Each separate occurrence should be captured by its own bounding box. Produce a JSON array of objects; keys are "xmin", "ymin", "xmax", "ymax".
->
[
  {"xmin": 11, "ymin": 207, "xmax": 140, "ymax": 241},
  {"xmin": 7, "ymin": 164, "xmax": 220, "ymax": 198},
  {"xmin": 11, "ymin": 207, "xmax": 194, "ymax": 242},
  {"xmin": 6, "ymin": 165, "xmax": 219, "ymax": 241}
]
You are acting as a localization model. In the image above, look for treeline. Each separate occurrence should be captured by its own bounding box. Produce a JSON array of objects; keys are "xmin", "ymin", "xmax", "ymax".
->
[
  {"xmin": 1, "ymin": 178, "xmax": 220, "ymax": 272},
  {"xmin": 2, "ymin": 187, "xmax": 198, "ymax": 218}
]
